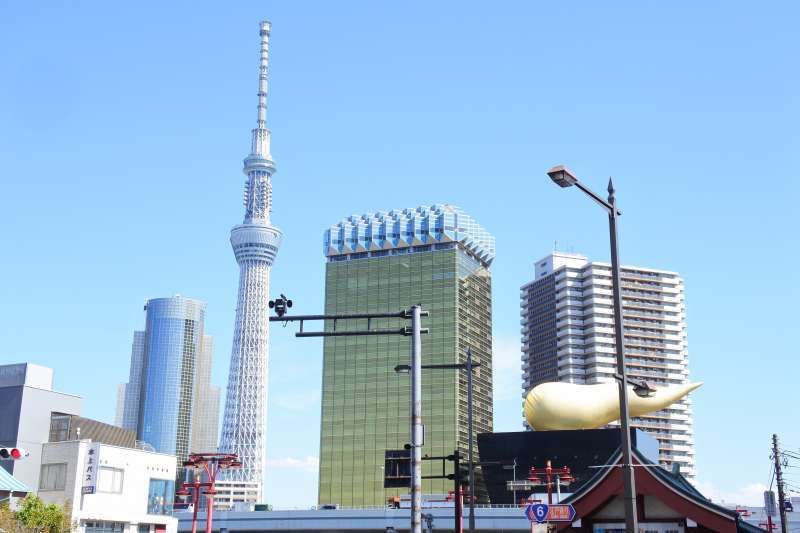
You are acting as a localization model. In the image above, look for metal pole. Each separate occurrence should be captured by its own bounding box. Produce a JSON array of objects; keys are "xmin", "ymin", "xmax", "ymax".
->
[
  {"xmin": 546, "ymin": 461, "xmax": 552, "ymax": 505},
  {"xmin": 454, "ymin": 450, "xmax": 463, "ymax": 533},
  {"xmin": 410, "ymin": 305, "xmax": 423, "ymax": 533},
  {"xmin": 206, "ymin": 462, "xmax": 216, "ymax": 533},
  {"xmin": 206, "ymin": 491, "xmax": 214, "ymax": 533},
  {"xmin": 512, "ymin": 458, "xmax": 517, "ymax": 506},
  {"xmin": 607, "ymin": 180, "xmax": 638, "ymax": 533},
  {"xmin": 191, "ymin": 479, "xmax": 200, "ymax": 533},
  {"xmin": 773, "ymin": 434, "xmax": 788, "ymax": 533},
  {"xmin": 466, "ymin": 348, "xmax": 476, "ymax": 532},
  {"xmin": 556, "ymin": 474, "xmax": 561, "ymax": 503}
]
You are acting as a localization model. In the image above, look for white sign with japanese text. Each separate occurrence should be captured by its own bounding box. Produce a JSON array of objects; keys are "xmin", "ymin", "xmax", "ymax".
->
[{"xmin": 81, "ymin": 443, "xmax": 100, "ymax": 495}]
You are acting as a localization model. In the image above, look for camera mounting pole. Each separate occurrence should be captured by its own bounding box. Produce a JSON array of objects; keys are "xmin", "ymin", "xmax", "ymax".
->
[{"xmin": 268, "ymin": 298, "xmax": 429, "ymax": 533}]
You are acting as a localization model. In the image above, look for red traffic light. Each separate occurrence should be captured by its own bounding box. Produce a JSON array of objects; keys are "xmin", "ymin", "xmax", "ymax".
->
[{"xmin": 0, "ymin": 447, "xmax": 27, "ymax": 460}]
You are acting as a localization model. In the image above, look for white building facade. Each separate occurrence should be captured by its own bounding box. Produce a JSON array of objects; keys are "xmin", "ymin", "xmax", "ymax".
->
[
  {"xmin": 520, "ymin": 252, "xmax": 696, "ymax": 478},
  {"xmin": 0, "ymin": 363, "xmax": 83, "ymax": 492},
  {"xmin": 38, "ymin": 439, "xmax": 177, "ymax": 533}
]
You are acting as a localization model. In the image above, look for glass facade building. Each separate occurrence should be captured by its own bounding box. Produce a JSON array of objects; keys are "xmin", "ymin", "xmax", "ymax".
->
[
  {"xmin": 318, "ymin": 205, "xmax": 494, "ymax": 506},
  {"xmin": 138, "ymin": 297, "xmax": 205, "ymax": 466},
  {"xmin": 191, "ymin": 335, "xmax": 220, "ymax": 453},
  {"xmin": 121, "ymin": 331, "xmax": 145, "ymax": 433},
  {"xmin": 117, "ymin": 296, "xmax": 219, "ymax": 475}
]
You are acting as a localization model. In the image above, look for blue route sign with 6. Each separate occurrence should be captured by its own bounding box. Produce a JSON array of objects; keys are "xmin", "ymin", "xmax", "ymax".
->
[{"xmin": 525, "ymin": 503, "xmax": 549, "ymax": 523}]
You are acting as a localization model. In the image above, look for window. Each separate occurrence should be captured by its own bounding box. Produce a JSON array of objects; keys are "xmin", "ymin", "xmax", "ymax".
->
[
  {"xmin": 84, "ymin": 522, "xmax": 124, "ymax": 533},
  {"xmin": 147, "ymin": 479, "xmax": 174, "ymax": 515},
  {"xmin": 39, "ymin": 463, "xmax": 67, "ymax": 491},
  {"xmin": 97, "ymin": 467, "xmax": 124, "ymax": 493},
  {"xmin": 49, "ymin": 413, "xmax": 71, "ymax": 442}
]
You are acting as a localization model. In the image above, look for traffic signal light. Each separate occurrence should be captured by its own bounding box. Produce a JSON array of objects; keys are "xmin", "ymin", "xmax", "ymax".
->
[
  {"xmin": 447, "ymin": 464, "xmax": 470, "ymax": 483},
  {"xmin": 384, "ymin": 448, "xmax": 411, "ymax": 488},
  {"xmin": 0, "ymin": 447, "xmax": 28, "ymax": 460}
]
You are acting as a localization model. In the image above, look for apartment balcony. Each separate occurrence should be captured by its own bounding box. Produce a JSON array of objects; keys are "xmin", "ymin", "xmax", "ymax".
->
[
  {"xmin": 621, "ymin": 271, "xmax": 670, "ymax": 283},
  {"xmin": 591, "ymin": 343, "xmax": 616, "ymax": 354},
  {"xmin": 624, "ymin": 340, "xmax": 669, "ymax": 351},
  {"xmin": 623, "ymin": 321, "xmax": 667, "ymax": 332},
  {"xmin": 623, "ymin": 328, "xmax": 672, "ymax": 340},
  {"xmin": 555, "ymin": 355, "xmax": 582, "ymax": 366},
  {"xmin": 556, "ymin": 338, "xmax": 583, "ymax": 349},
  {"xmin": 627, "ymin": 370, "xmax": 669, "ymax": 380},
  {"xmin": 623, "ymin": 301, "xmax": 670, "ymax": 312},
  {"xmin": 556, "ymin": 319, "xmax": 586, "ymax": 329},
  {"xmin": 584, "ymin": 287, "xmax": 613, "ymax": 297},
  {"xmin": 558, "ymin": 368, "xmax": 586, "ymax": 379}
]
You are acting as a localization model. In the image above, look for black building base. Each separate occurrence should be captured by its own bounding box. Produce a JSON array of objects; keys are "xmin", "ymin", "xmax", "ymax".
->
[{"xmin": 477, "ymin": 428, "xmax": 659, "ymax": 505}]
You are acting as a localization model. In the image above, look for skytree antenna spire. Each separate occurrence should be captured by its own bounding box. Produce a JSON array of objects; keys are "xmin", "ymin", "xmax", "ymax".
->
[
  {"xmin": 252, "ymin": 20, "xmax": 271, "ymax": 159},
  {"xmin": 256, "ymin": 21, "xmax": 269, "ymax": 130},
  {"xmin": 218, "ymin": 20, "xmax": 283, "ymax": 506}
]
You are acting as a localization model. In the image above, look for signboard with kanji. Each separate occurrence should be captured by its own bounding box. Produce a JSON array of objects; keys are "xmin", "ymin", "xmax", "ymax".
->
[
  {"xmin": 81, "ymin": 443, "xmax": 100, "ymax": 495},
  {"xmin": 546, "ymin": 504, "xmax": 576, "ymax": 522}
]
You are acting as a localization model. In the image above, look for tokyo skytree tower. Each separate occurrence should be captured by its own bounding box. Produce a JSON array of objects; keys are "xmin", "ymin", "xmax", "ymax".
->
[{"xmin": 218, "ymin": 21, "xmax": 282, "ymax": 501}]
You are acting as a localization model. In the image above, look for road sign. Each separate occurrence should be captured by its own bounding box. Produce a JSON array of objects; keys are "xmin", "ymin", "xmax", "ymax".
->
[
  {"xmin": 546, "ymin": 504, "xmax": 576, "ymax": 522},
  {"xmin": 764, "ymin": 490, "xmax": 777, "ymax": 517},
  {"xmin": 525, "ymin": 503, "xmax": 549, "ymax": 523}
]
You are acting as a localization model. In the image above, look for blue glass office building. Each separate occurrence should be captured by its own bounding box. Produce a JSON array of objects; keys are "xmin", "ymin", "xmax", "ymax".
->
[{"xmin": 120, "ymin": 296, "xmax": 208, "ymax": 473}]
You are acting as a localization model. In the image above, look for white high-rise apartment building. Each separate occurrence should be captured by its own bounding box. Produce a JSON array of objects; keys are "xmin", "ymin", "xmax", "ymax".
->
[{"xmin": 520, "ymin": 251, "xmax": 696, "ymax": 479}]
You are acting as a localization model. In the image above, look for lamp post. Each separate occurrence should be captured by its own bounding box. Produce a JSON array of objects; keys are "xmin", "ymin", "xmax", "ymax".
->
[
  {"xmin": 546, "ymin": 164, "xmax": 638, "ymax": 533},
  {"xmin": 395, "ymin": 347, "xmax": 481, "ymax": 533},
  {"xmin": 502, "ymin": 458, "xmax": 518, "ymax": 505}
]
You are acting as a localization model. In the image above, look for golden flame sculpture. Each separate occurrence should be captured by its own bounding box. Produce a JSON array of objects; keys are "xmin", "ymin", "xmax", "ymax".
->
[{"xmin": 524, "ymin": 381, "xmax": 703, "ymax": 431}]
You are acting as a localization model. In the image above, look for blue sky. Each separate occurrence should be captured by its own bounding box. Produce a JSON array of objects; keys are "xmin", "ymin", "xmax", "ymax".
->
[{"xmin": 1, "ymin": 1, "xmax": 798, "ymax": 508}]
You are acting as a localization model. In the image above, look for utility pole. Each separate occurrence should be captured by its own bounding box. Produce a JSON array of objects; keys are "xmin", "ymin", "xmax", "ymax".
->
[
  {"xmin": 466, "ymin": 347, "xmax": 476, "ymax": 533},
  {"xmin": 398, "ymin": 349, "xmax": 481, "ymax": 533},
  {"xmin": 454, "ymin": 450, "xmax": 463, "ymax": 533},
  {"xmin": 418, "ymin": 451, "xmax": 464, "ymax": 533},
  {"xmin": 773, "ymin": 434, "xmax": 788, "ymax": 533},
  {"xmin": 268, "ymin": 299, "xmax": 429, "ymax": 533},
  {"xmin": 410, "ymin": 305, "xmax": 424, "ymax": 533}
]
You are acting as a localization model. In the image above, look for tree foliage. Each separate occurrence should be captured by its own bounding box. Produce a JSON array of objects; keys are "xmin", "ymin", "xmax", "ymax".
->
[
  {"xmin": 4, "ymin": 496, "xmax": 71, "ymax": 533},
  {"xmin": 0, "ymin": 501, "xmax": 22, "ymax": 533}
]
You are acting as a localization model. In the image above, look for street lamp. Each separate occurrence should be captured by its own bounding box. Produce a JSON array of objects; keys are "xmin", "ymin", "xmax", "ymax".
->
[
  {"xmin": 395, "ymin": 347, "xmax": 481, "ymax": 533},
  {"xmin": 502, "ymin": 458, "xmax": 518, "ymax": 505},
  {"xmin": 546, "ymin": 164, "xmax": 639, "ymax": 533}
]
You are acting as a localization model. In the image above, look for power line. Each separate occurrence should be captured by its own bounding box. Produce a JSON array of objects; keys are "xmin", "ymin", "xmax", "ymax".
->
[{"xmin": 770, "ymin": 463, "xmax": 776, "ymax": 491}]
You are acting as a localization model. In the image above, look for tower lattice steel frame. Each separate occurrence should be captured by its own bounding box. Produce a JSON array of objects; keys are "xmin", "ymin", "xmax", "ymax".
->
[{"xmin": 218, "ymin": 20, "xmax": 282, "ymax": 501}]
